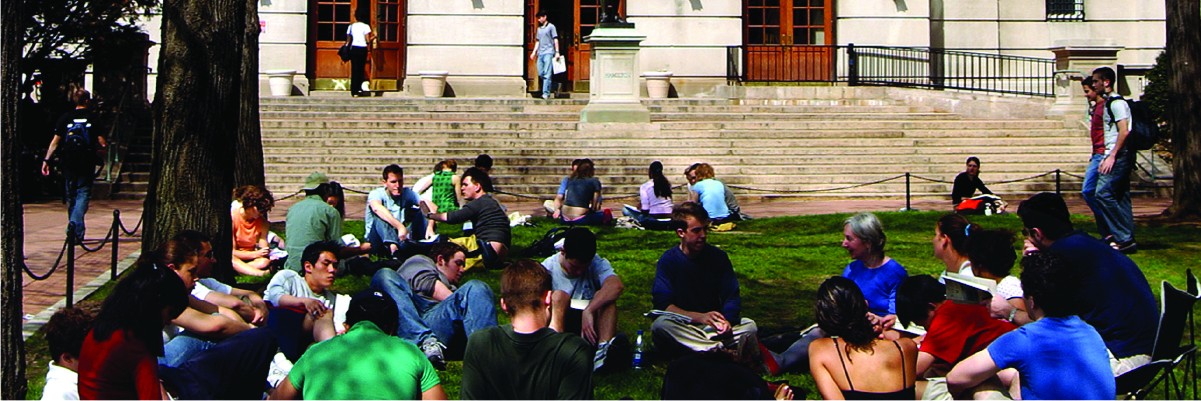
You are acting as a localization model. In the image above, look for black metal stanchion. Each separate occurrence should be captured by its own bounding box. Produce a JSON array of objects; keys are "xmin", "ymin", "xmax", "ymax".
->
[
  {"xmin": 904, "ymin": 172, "xmax": 912, "ymax": 211},
  {"xmin": 112, "ymin": 210, "xmax": 120, "ymax": 280},
  {"xmin": 66, "ymin": 223, "xmax": 76, "ymax": 306},
  {"xmin": 1055, "ymin": 169, "xmax": 1061, "ymax": 195}
]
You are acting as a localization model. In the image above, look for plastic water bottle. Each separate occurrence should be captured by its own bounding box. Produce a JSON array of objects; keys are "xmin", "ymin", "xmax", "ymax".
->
[{"xmin": 632, "ymin": 330, "xmax": 644, "ymax": 369}]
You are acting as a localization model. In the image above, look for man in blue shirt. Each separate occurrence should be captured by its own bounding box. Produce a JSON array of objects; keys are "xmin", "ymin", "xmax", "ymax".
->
[
  {"xmin": 650, "ymin": 202, "xmax": 756, "ymax": 357},
  {"xmin": 530, "ymin": 10, "xmax": 560, "ymax": 100},
  {"xmin": 1015, "ymin": 192, "xmax": 1155, "ymax": 376},
  {"xmin": 366, "ymin": 164, "xmax": 430, "ymax": 260}
]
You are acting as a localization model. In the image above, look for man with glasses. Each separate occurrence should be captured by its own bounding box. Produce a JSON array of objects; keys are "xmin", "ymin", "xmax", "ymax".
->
[
  {"xmin": 650, "ymin": 202, "xmax": 758, "ymax": 357},
  {"xmin": 369, "ymin": 242, "xmax": 498, "ymax": 370},
  {"xmin": 1016, "ymin": 192, "xmax": 1155, "ymax": 376}
]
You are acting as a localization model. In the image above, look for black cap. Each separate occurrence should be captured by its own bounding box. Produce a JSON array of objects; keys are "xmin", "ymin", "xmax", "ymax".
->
[{"xmin": 346, "ymin": 290, "xmax": 398, "ymax": 329}]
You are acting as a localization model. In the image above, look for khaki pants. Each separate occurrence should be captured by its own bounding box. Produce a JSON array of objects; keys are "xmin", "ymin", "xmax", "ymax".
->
[{"xmin": 651, "ymin": 315, "xmax": 757, "ymax": 353}]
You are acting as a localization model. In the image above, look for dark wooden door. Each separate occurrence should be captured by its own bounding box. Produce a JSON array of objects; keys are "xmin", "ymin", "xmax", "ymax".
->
[
  {"xmin": 744, "ymin": 0, "xmax": 833, "ymax": 81},
  {"xmin": 309, "ymin": 0, "xmax": 404, "ymax": 90}
]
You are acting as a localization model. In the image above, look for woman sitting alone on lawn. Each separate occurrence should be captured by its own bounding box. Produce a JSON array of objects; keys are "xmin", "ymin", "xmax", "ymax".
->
[
  {"xmin": 231, "ymin": 184, "xmax": 276, "ymax": 277},
  {"xmin": 809, "ymin": 276, "xmax": 918, "ymax": 400},
  {"xmin": 623, "ymin": 161, "xmax": 674, "ymax": 230}
]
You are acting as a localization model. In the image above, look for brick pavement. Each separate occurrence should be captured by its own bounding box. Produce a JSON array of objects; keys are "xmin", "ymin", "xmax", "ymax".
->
[{"xmin": 19, "ymin": 192, "xmax": 1172, "ymax": 336}]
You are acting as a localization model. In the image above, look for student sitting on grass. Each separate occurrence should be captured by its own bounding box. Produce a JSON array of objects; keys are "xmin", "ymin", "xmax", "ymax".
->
[
  {"xmin": 265, "ymin": 241, "xmax": 342, "ymax": 361},
  {"xmin": 966, "ymin": 228, "xmax": 1031, "ymax": 326},
  {"xmin": 948, "ymin": 252, "xmax": 1115, "ymax": 399},
  {"xmin": 41, "ymin": 305, "xmax": 97, "ymax": 401}
]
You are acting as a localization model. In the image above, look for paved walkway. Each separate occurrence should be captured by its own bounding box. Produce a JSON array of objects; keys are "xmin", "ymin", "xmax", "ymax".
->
[{"xmin": 20, "ymin": 193, "xmax": 1173, "ymax": 335}]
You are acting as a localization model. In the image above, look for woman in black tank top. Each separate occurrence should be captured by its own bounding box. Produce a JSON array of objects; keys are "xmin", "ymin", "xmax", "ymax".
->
[{"xmin": 808, "ymin": 277, "xmax": 918, "ymax": 400}]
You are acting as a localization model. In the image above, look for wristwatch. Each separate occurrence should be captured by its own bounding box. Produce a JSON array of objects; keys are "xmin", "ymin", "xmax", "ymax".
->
[{"xmin": 1007, "ymin": 308, "xmax": 1018, "ymax": 323}]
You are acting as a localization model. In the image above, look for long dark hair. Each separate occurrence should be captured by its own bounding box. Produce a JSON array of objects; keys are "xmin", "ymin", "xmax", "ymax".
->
[
  {"xmin": 815, "ymin": 276, "xmax": 877, "ymax": 352},
  {"xmin": 649, "ymin": 161, "xmax": 672, "ymax": 198},
  {"xmin": 90, "ymin": 256, "xmax": 189, "ymax": 356}
]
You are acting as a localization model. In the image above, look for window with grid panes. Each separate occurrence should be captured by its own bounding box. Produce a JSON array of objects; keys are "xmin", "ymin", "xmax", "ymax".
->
[{"xmin": 1046, "ymin": 0, "xmax": 1084, "ymax": 21}]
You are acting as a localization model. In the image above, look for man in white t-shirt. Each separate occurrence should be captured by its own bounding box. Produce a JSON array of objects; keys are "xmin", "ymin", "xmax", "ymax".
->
[
  {"xmin": 530, "ymin": 10, "xmax": 560, "ymax": 100},
  {"xmin": 541, "ymin": 227, "xmax": 629, "ymax": 372},
  {"xmin": 1084, "ymin": 66, "xmax": 1136, "ymax": 253},
  {"xmin": 266, "ymin": 241, "xmax": 342, "ymax": 361},
  {"xmin": 41, "ymin": 306, "xmax": 95, "ymax": 400}
]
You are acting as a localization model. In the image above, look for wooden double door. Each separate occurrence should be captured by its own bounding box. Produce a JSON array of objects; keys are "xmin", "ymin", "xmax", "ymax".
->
[
  {"xmin": 525, "ymin": 0, "xmax": 624, "ymax": 92},
  {"xmin": 308, "ymin": 0, "xmax": 404, "ymax": 90},
  {"xmin": 744, "ymin": 0, "xmax": 835, "ymax": 81}
]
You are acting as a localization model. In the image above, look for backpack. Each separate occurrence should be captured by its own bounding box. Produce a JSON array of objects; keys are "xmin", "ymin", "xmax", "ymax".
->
[
  {"xmin": 521, "ymin": 226, "xmax": 569, "ymax": 258},
  {"xmin": 1105, "ymin": 95, "xmax": 1159, "ymax": 151},
  {"xmin": 59, "ymin": 117, "xmax": 98, "ymax": 170}
]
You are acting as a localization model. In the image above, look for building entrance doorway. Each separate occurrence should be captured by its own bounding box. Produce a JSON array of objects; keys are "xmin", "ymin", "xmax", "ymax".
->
[
  {"xmin": 526, "ymin": 0, "xmax": 623, "ymax": 93},
  {"xmin": 743, "ymin": 0, "xmax": 834, "ymax": 81},
  {"xmin": 308, "ymin": 0, "xmax": 405, "ymax": 91}
]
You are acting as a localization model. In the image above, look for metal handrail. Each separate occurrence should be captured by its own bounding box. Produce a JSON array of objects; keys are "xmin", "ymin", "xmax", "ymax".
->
[{"xmin": 725, "ymin": 44, "xmax": 1055, "ymax": 97}]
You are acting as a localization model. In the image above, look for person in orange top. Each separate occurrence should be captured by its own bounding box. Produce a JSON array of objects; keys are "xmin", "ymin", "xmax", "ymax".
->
[{"xmin": 231, "ymin": 185, "xmax": 276, "ymax": 276}]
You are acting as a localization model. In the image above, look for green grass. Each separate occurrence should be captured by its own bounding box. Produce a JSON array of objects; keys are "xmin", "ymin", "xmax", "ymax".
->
[{"xmin": 24, "ymin": 211, "xmax": 1201, "ymax": 399}]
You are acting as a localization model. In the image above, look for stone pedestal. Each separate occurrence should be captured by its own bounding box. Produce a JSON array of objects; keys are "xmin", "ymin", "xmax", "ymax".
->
[
  {"xmin": 580, "ymin": 27, "xmax": 650, "ymax": 123},
  {"xmin": 1050, "ymin": 44, "xmax": 1121, "ymax": 115}
]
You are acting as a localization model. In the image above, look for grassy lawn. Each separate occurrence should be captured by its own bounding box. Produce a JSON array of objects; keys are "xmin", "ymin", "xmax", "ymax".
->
[{"xmin": 24, "ymin": 211, "xmax": 1201, "ymax": 399}]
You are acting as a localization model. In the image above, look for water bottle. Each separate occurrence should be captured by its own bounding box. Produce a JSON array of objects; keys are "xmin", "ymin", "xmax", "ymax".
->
[{"xmin": 632, "ymin": 329, "xmax": 644, "ymax": 369}]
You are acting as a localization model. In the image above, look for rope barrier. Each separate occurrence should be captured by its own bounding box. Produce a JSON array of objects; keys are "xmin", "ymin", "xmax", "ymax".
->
[
  {"xmin": 77, "ymin": 225, "xmax": 116, "ymax": 253},
  {"xmin": 727, "ymin": 174, "xmax": 907, "ymax": 194},
  {"xmin": 21, "ymin": 240, "xmax": 69, "ymax": 281}
]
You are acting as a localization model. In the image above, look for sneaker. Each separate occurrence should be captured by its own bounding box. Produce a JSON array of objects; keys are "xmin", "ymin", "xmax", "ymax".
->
[
  {"xmin": 266, "ymin": 352, "xmax": 293, "ymax": 390},
  {"xmin": 596, "ymin": 333, "xmax": 631, "ymax": 374},
  {"xmin": 420, "ymin": 337, "xmax": 447, "ymax": 370},
  {"xmin": 593, "ymin": 340, "xmax": 610, "ymax": 372},
  {"xmin": 1116, "ymin": 240, "xmax": 1138, "ymax": 254},
  {"xmin": 419, "ymin": 234, "xmax": 441, "ymax": 244}
]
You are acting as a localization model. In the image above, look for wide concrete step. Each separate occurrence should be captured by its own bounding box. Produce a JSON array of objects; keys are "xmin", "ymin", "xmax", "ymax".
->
[
  {"xmin": 260, "ymin": 127, "xmax": 1081, "ymax": 140},
  {"xmin": 259, "ymin": 119, "xmax": 1069, "ymax": 131},
  {"xmin": 260, "ymin": 102, "xmax": 930, "ymax": 115}
]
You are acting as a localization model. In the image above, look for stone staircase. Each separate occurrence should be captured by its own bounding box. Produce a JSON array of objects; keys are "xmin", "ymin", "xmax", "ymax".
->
[{"xmin": 256, "ymin": 89, "xmax": 1093, "ymax": 204}]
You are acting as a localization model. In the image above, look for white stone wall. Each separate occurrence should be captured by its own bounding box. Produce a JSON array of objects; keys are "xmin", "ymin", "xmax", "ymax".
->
[
  {"xmin": 837, "ymin": 0, "xmax": 932, "ymax": 47},
  {"xmin": 401, "ymin": 0, "xmax": 527, "ymax": 96}
]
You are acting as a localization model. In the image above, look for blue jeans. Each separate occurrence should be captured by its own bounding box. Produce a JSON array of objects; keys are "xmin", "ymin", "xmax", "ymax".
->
[
  {"xmin": 366, "ymin": 188, "xmax": 428, "ymax": 258},
  {"xmin": 370, "ymin": 268, "xmax": 497, "ymax": 347},
  {"xmin": 622, "ymin": 205, "xmax": 675, "ymax": 230},
  {"xmin": 1083, "ymin": 150, "xmax": 1134, "ymax": 243},
  {"xmin": 157, "ymin": 328, "xmax": 277, "ymax": 400},
  {"xmin": 160, "ymin": 332, "xmax": 217, "ymax": 368},
  {"xmin": 62, "ymin": 169, "xmax": 92, "ymax": 239},
  {"xmin": 537, "ymin": 53, "xmax": 555, "ymax": 98}
]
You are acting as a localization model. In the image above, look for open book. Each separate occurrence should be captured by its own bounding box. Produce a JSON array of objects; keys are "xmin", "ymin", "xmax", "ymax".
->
[
  {"xmin": 644, "ymin": 309, "xmax": 693, "ymax": 323},
  {"xmin": 944, "ymin": 273, "xmax": 996, "ymax": 305}
]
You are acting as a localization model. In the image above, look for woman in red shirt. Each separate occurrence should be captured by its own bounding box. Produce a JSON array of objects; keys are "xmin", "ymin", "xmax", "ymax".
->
[{"xmin": 77, "ymin": 259, "xmax": 189, "ymax": 399}]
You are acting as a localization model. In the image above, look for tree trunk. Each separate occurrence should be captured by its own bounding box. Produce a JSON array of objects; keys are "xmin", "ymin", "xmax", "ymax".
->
[
  {"xmin": 235, "ymin": 0, "xmax": 265, "ymax": 189},
  {"xmin": 1, "ymin": 0, "xmax": 29, "ymax": 396},
  {"xmin": 1165, "ymin": 0, "xmax": 1201, "ymax": 220},
  {"xmin": 144, "ymin": 0, "xmax": 245, "ymax": 280}
]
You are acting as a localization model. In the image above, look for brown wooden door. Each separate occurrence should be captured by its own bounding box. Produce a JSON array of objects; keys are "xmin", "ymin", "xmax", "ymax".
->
[
  {"xmin": 744, "ymin": 0, "xmax": 833, "ymax": 81},
  {"xmin": 309, "ymin": 0, "xmax": 404, "ymax": 90}
]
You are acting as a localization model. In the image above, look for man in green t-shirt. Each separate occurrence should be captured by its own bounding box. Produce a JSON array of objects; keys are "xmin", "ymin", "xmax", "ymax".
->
[
  {"xmin": 460, "ymin": 259, "xmax": 594, "ymax": 399},
  {"xmin": 269, "ymin": 290, "xmax": 446, "ymax": 400}
]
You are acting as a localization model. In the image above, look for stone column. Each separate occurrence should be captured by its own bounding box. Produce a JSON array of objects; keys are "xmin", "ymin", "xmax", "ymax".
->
[
  {"xmin": 1049, "ymin": 43, "xmax": 1121, "ymax": 114},
  {"xmin": 580, "ymin": 28, "xmax": 650, "ymax": 123}
]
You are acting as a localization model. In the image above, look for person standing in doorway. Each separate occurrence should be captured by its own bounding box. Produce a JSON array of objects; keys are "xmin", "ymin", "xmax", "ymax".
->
[
  {"xmin": 41, "ymin": 89, "xmax": 107, "ymax": 242},
  {"xmin": 346, "ymin": 13, "xmax": 374, "ymax": 97},
  {"xmin": 530, "ymin": 10, "xmax": 560, "ymax": 100}
]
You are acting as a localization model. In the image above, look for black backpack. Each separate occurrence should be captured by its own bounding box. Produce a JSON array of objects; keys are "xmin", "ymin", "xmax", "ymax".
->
[
  {"xmin": 1105, "ymin": 95, "xmax": 1159, "ymax": 151},
  {"xmin": 521, "ymin": 226, "xmax": 569, "ymax": 258},
  {"xmin": 59, "ymin": 116, "xmax": 98, "ymax": 170}
]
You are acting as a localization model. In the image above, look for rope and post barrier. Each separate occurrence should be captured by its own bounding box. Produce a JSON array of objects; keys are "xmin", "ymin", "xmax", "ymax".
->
[
  {"xmin": 21, "ymin": 209, "xmax": 144, "ymax": 307},
  {"xmin": 66, "ymin": 223, "xmax": 76, "ymax": 306}
]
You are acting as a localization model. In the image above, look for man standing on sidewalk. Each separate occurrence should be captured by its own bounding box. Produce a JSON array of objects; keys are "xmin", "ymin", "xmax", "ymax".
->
[
  {"xmin": 530, "ymin": 10, "xmax": 560, "ymax": 100},
  {"xmin": 41, "ymin": 89, "xmax": 107, "ymax": 241},
  {"xmin": 1084, "ymin": 67, "xmax": 1136, "ymax": 253}
]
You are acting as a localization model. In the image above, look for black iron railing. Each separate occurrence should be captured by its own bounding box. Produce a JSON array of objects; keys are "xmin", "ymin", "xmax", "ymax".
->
[{"xmin": 726, "ymin": 44, "xmax": 1055, "ymax": 97}]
